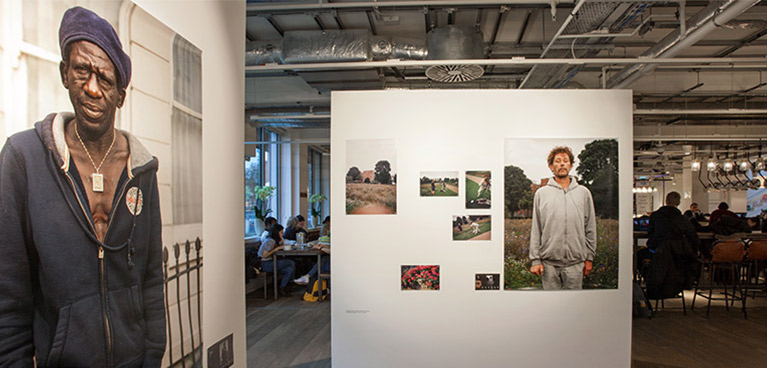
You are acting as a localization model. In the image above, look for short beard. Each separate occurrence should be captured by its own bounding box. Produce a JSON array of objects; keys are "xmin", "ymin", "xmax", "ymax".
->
[{"xmin": 554, "ymin": 171, "xmax": 570, "ymax": 180}]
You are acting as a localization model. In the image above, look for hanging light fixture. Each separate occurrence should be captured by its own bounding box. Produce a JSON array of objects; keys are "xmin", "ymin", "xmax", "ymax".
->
[
  {"xmin": 691, "ymin": 160, "xmax": 701, "ymax": 171},
  {"xmin": 707, "ymin": 158, "xmax": 717, "ymax": 172},
  {"xmin": 739, "ymin": 159, "xmax": 750, "ymax": 172},
  {"xmin": 722, "ymin": 160, "xmax": 734, "ymax": 172}
]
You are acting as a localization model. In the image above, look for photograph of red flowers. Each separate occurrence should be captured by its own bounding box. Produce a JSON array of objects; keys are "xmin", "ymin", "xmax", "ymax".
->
[{"xmin": 401, "ymin": 265, "xmax": 440, "ymax": 291}]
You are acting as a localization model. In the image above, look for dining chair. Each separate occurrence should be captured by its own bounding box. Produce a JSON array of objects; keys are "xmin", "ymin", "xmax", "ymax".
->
[
  {"xmin": 745, "ymin": 240, "xmax": 767, "ymax": 299},
  {"xmin": 691, "ymin": 240, "xmax": 747, "ymax": 318}
]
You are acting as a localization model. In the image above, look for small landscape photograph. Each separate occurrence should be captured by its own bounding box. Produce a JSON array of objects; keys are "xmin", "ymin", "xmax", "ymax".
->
[
  {"xmin": 475, "ymin": 273, "xmax": 500, "ymax": 290},
  {"xmin": 420, "ymin": 171, "xmax": 459, "ymax": 197},
  {"xmin": 401, "ymin": 265, "xmax": 440, "ymax": 291},
  {"xmin": 466, "ymin": 170, "xmax": 491, "ymax": 208},
  {"xmin": 452, "ymin": 215, "xmax": 491, "ymax": 241},
  {"xmin": 346, "ymin": 139, "xmax": 397, "ymax": 215}
]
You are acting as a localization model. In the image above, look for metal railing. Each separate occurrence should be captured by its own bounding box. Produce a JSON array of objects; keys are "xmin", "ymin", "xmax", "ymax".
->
[{"xmin": 163, "ymin": 238, "xmax": 203, "ymax": 368}]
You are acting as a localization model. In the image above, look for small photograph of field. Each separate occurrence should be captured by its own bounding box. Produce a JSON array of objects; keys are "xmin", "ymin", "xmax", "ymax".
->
[
  {"xmin": 466, "ymin": 170, "xmax": 491, "ymax": 208},
  {"xmin": 419, "ymin": 171, "xmax": 459, "ymax": 197},
  {"xmin": 346, "ymin": 139, "xmax": 397, "ymax": 215},
  {"xmin": 452, "ymin": 215, "xmax": 491, "ymax": 241}
]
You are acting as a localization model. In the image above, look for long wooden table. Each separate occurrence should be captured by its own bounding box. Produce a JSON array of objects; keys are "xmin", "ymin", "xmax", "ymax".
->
[{"xmin": 272, "ymin": 247, "xmax": 325, "ymax": 301}]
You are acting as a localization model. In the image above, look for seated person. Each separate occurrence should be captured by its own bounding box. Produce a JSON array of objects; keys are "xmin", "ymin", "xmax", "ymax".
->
[
  {"xmin": 318, "ymin": 216, "xmax": 331, "ymax": 245},
  {"xmin": 646, "ymin": 191, "xmax": 699, "ymax": 292},
  {"xmin": 295, "ymin": 217, "xmax": 331, "ymax": 285},
  {"xmin": 258, "ymin": 224, "xmax": 296, "ymax": 296},
  {"xmin": 260, "ymin": 216, "xmax": 278, "ymax": 242},
  {"xmin": 284, "ymin": 214, "xmax": 308, "ymax": 242},
  {"xmin": 709, "ymin": 202, "xmax": 737, "ymax": 224},
  {"xmin": 683, "ymin": 202, "xmax": 706, "ymax": 222}
]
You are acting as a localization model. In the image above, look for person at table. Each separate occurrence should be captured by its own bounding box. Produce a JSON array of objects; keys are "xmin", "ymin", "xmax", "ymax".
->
[
  {"xmin": 646, "ymin": 191, "xmax": 699, "ymax": 291},
  {"xmin": 683, "ymin": 202, "xmax": 706, "ymax": 222},
  {"xmin": 284, "ymin": 214, "xmax": 308, "ymax": 242},
  {"xmin": 709, "ymin": 202, "xmax": 737, "ymax": 224},
  {"xmin": 294, "ymin": 217, "xmax": 331, "ymax": 285},
  {"xmin": 260, "ymin": 216, "xmax": 277, "ymax": 242},
  {"xmin": 258, "ymin": 224, "xmax": 296, "ymax": 296}
]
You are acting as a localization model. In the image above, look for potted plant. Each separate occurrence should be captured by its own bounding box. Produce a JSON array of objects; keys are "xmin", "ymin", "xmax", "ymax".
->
[
  {"xmin": 309, "ymin": 193, "xmax": 327, "ymax": 227},
  {"xmin": 253, "ymin": 185, "xmax": 275, "ymax": 233}
]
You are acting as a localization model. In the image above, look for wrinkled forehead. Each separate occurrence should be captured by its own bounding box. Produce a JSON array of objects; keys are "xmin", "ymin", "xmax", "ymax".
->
[{"xmin": 67, "ymin": 40, "xmax": 116, "ymax": 72}]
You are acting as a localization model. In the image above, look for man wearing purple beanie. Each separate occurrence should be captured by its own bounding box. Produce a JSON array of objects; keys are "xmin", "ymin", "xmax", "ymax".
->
[{"xmin": 0, "ymin": 6, "xmax": 165, "ymax": 367}]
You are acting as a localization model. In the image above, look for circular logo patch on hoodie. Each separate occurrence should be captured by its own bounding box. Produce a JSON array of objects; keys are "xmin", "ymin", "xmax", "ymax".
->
[{"xmin": 126, "ymin": 187, "xmax": 143, "ymax": 215}]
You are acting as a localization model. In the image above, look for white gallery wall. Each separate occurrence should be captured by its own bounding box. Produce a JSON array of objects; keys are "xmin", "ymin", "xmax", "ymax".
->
[
  {"xmin": 331, "ymin": 90, "xmax": 633, "ymax": 368},
  {"xmin": 132, "ymin": 1, "xmax": 245, "ymax": 367}
]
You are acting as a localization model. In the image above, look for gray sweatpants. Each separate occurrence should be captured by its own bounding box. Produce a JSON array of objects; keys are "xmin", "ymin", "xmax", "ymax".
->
[{"xmin": 542, "ymin": 262, "xmax": 584, "ymax": 290}]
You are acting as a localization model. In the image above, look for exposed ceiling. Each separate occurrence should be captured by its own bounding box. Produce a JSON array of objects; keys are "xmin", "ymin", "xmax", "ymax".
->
[{"xmin": 244, "ymin": 0, "xmax": 767, "ymax": 179}]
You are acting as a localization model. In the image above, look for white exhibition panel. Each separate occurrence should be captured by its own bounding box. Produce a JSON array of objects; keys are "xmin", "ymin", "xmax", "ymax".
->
[{"xmin": 331, "ymin": 90, "xmax": 633, "ymax": 368}]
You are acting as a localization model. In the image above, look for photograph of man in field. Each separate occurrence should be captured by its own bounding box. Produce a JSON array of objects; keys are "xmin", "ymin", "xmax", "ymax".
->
[
  {"xmin": 503, "ymin": 138, "xmax": 618, "ymax": 290},
  {"xmin": 466, "ymin": 170, "xmax": 491, "ymax": 209},
  {"xmin": 346, "ymin": 139, "xmax": 396, "ymax": 214},
  {"xmin": 420, "ymin": 171, "xmax": 458, "ymax": 197},
  {"xmin": 453, "ymin": 215, "xmax": 491, "ymax": 241}
]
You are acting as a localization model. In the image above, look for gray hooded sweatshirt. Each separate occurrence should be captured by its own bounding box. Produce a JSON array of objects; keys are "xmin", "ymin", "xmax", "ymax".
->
[{"xmin": 529, "ymin": 176, "xmax": 597, "ymax": 267}]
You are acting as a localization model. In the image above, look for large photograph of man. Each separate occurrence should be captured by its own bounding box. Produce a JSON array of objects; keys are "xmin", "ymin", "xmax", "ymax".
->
[
  {"xmin": 0, "ymin": 7, "xmax": 165, "ymax": 366},
  {"xmin": 504, "ymin": 138, "xmax": 619, "ymax": 290}
]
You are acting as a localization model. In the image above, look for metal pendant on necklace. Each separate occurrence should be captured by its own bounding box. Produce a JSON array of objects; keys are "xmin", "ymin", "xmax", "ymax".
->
[
  {"xmin": 75, "ymin": 124, "xmax": 116, "ymax": 194},
  {"xmin": 92, "ymin": 173, "xmax": 105, "ymax": 192}
]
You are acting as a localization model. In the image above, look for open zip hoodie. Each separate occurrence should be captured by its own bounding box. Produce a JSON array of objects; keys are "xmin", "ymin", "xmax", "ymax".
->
[
  {"xmin": 0, "ymin": 112, "xmax": 166, "ymax": 367},
  {"xmin": 529, "ymin": 176, "xmax": 597, "ymax": 267}
]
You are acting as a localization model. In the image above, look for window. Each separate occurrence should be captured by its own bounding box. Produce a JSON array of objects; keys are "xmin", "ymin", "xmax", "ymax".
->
[
  {"xmin": 308, "ymin": 147, "xmax": 323, "ymax": 223},
  {"xmin": 171, "ymin": 34, "xmax": 202, "ymax": 225},
  {"xmin": 244, "ymin": 128, "xmax": 280, "ymax": 237}
]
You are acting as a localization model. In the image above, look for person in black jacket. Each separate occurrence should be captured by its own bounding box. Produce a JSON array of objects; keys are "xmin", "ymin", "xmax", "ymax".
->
[
  {"xmin": 645, "ymin": 192, "xmax": 699, "ymax": 296},
  {"xmin": 284, "ymin": 214, "xmax": 308, "ymax": 241},
  {"xmin": 0, "ymin": 7, "xmax": 165, "ymax": 366}
]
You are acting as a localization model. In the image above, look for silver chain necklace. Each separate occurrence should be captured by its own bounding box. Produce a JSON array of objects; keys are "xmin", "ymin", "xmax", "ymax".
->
[{"xmin": 74, "ymin": 124, "xmax": 116, "ymax": 193}]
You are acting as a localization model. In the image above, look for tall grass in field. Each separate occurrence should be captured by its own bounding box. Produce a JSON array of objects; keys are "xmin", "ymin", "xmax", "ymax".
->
[
  {"xmin": 504, "ymin": 218, "xmax": 619, "ymax": 289},
  {"xmin": 346, "ymin": 183, "xmax": 396, "ymax": 214}
]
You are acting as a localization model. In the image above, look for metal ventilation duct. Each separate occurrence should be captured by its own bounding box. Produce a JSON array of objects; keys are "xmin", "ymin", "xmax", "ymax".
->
[
  {"xmin": 245, "ymin": 27, "xmax": 486, "ymax": 83},
  {"xmin": 245, "ymin": 30, "xmax": 427, "ymax": 65},
  {"xmin": 425, "ymin": 26, "xmax": 485, "ymax": 83}
]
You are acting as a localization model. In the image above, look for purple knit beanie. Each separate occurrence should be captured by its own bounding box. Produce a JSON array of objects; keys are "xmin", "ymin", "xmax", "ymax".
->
[{"xmin": 59, "ymin": 6, "xmax": 131, "ymax": 89}]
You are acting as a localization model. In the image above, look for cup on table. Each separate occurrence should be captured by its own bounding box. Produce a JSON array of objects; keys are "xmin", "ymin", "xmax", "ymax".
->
[{"xmin": 284, "ymin": 244, "xmax": 293, "ymax": 251}]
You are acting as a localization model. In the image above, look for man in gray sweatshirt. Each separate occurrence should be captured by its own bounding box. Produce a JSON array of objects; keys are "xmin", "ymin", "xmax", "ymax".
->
[{"xmin": 529, "ymin": 146, "xmax": 597, "ymax": 290}]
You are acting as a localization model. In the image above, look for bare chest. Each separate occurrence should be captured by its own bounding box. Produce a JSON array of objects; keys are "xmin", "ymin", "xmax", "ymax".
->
[{"xmin": 72, "ymin": 152, "xmax": 128, "ymax": 241}]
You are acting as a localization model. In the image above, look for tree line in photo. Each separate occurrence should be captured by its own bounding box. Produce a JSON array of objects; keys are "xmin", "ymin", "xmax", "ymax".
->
[
  {"xmin": 504, "ymin": 139, "xmax": 619, "ymax": 290},
  {"xmin": 346, "ymin": 160, "xmax": 397, "ymax": 214}
]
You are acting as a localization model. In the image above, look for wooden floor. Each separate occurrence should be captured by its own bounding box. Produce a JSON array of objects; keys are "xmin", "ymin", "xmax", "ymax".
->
[
  {"xmin": 246, "ymin": 287, "xmax": 767, "ymax": 368},
  {"xmin": 246, "ymin": 288, "xmax": 331, "ymax": 368},
  {"xmin": 633, "ymin": 290, "xmax": 767, "ymax": 368}
]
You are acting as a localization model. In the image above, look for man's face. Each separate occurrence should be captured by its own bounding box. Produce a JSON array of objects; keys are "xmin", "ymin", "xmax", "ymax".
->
[
  {"xmin": 60, "ymin": 41, "xmax": 125, "ymax": 136},
  {"xmin": 297, "ymin": 220, "xmax": 305, "ymax": 229},
  {"xmin": 549, "ymin": 153, "xmax": 572, "ymax": 179},
  {"xmin": 691, "ymin": 204, "xmax": 699, "ymax": 211}
]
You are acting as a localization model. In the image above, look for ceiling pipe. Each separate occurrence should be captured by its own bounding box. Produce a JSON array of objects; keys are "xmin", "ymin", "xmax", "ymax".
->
[
  {"xmin": 245, "ymin": 56, "xmax": 767, "ymax": 71},
  {"xmin": 608, "ymin": 0, "xmax": 762, "ymax": 89},
  {"xmin": 247, "ymin": 1, "xmax": 576, "ymax": 13},
  {"xmin": 518, "ymin": 0, "xmax": 587, "ymax": 88},
  {"xmin": 634, "ymin": 109, "xmax": 767, "ymax": 115}
]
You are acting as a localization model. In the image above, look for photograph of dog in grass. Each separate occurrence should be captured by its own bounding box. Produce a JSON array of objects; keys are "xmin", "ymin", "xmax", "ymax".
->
[
  {"xmin": 452, "ymin": 215, "xmax": 491, "ymax": 241},
  {"xmin": 466, "ymin": 170, "xmax": 491, "ymax": 209},
  {"xmin": 346, "ymin": 139, "xmax": 397, "ymax": 215}
]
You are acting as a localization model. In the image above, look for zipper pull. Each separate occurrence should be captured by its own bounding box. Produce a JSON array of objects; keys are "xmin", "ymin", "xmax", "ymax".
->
[{"xmin": 99, "ymin": 247, "xmax": 105, "ymax": 259}]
